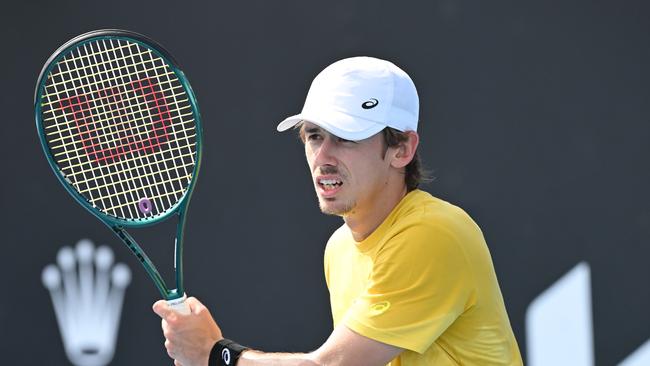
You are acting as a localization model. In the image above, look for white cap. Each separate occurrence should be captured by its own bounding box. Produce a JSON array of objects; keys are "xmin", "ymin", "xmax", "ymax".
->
[{"xmin": 277, "ymin": 56, "xmax": 419, "ymax": 141}]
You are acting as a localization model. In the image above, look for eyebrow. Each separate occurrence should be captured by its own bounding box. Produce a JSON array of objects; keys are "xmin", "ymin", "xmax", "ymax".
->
[{"xmin": 304, "ymin": 126, "xmax": 322, "ymax": 134}]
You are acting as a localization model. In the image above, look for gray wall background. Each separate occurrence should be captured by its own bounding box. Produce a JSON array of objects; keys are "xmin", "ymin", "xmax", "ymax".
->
[{"xmin": 1, "ymin": 0, "xmax": 648, "ymax": 364}]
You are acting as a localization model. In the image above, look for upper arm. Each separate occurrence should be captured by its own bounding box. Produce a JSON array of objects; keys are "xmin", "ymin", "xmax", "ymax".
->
[{"xmin": 309, "ymin": 325, "xmax": 402, "ymax": 366}]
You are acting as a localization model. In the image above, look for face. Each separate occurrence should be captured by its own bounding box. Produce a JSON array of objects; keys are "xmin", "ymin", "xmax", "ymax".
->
[{"xmin": 302, "ymin": 122, "xmax": 393, "ymax": 217}]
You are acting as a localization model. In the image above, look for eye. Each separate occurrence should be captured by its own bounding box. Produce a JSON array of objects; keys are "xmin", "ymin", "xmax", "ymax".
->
[
  {"xmin": 307, "ymin": 133, "xmax": 322, "ymax": 141},
  {"xmin": 337, "ymin": 137, "xmax": 355, "ymax": 144}
]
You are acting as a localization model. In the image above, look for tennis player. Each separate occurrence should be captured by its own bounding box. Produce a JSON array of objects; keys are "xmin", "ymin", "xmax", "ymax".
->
[{"xmin": 153, "ymin": 56, "xmax": 523, "ymax": 365}]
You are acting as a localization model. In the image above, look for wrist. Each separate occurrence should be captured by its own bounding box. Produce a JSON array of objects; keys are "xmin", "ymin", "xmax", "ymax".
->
[{"xmin": 209, "ymin": 338, "xmax": 250, "ymax": 366}]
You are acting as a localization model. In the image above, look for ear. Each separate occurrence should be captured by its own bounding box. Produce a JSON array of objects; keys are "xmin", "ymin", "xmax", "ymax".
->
[{"xmin": 389, "ymin": 131, "xmax": 419, "ymax": 169}]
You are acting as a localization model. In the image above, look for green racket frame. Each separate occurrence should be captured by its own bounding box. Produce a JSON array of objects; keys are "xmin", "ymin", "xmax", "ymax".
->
[{"xmin": 34, "ymin": 30, "xmax": 203, "ymax": 301}]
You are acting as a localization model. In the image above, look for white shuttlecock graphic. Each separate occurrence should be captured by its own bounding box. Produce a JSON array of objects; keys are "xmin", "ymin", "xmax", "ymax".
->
[{"xmin": 42, "ymin": 239, "xmax": 131, "ymax": 366}]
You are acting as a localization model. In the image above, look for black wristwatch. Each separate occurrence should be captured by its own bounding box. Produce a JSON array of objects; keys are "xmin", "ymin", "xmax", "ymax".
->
[{"xmin": 209, "ymin": 338, "xmax": 249, "ymax": 366}]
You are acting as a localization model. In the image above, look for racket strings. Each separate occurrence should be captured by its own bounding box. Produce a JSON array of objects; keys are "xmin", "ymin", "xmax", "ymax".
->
[
  {"xmin": 51, "ymin": 114, "xmax": 194, "ymax": 163},
  {"xmin": 40, "ymin": 38, "xmax": 198, "ymax": 220},
  {"xmin": 42, "ymin": 80, "xmax": 186, "ymax": 128},
  {"xmin": 74, "ymin": 155, "xmax": 195, "ymax": 194},
  {"xmin": 94, "ymin": 41, "xmax": 170, "ymax": 217},
  {"xmin": 126, "ymin": 41, "xmax": 192, "ymax": 218},
  {"xmin": 60, "ymin": 40, "xmax": 160, "ymax": 218},
  {"xmin": 40, "ymin": 53, "xmax": 170, "ymax": 108},
  {"xmin": 52, "ymin": 40, "xmax": 162, "ymax": 218},
  {"xmin": 49, "ymin": 105, "xmax": 192, "ymax": 159}
]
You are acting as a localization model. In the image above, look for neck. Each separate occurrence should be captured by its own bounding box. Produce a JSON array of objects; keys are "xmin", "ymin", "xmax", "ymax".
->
[{"xmin": 344, "ymin": 183, "xmax": 409, "ymax": 242}]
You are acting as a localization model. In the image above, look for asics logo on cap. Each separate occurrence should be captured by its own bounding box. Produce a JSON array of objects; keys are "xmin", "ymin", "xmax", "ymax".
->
[{"xmin": 361, "ymin": 98, "xmax": 379, "ymax": 109}]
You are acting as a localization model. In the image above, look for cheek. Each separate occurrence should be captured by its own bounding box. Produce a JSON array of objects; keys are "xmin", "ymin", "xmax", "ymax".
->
[
  {"xmin": 360, "ymin": 158, "xmax": 390, "ymax": 183},
  {"xmin": 304, "ymin": 149, "xmax": 315, "ymax": 169},
  {"xmin": 307, "ymin": 156, "xmax": 318, "ymax": 171}
]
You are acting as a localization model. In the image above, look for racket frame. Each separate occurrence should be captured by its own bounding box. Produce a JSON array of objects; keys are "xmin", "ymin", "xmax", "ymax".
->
[{"xmin": 34, "ymin": 30, "xmax": 203, "ymax": 301}]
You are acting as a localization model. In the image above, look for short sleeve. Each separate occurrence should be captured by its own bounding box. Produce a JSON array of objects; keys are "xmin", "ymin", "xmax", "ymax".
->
[{"xmin": 343, "ymin": 222, "xmax": 475, "ymax": 353}]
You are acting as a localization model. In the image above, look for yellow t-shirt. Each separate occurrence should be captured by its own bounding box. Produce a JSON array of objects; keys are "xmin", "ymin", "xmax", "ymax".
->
[{"xmin": 324, "ymin": 190, "xmax": 522, "ymax": 365}]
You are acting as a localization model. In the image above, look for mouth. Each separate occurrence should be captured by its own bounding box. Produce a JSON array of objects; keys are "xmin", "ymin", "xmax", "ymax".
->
[{"xmin": 316, "ymin": 176, "xmax": 343, "ymax": 196}]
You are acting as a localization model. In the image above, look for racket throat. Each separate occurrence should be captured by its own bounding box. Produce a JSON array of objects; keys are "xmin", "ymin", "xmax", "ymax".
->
[
  {"xmin": 174, "ymin": 237, "xmax": 178, "ymax": 270},
  {"xmin": 111, "ymin": 226, "xmax": 170, "ymax": 298}
]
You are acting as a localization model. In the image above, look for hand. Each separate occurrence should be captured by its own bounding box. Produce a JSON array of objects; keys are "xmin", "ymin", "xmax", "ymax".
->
[{"xmin": 153, "ymin": 297, "xmax": 224, "ymax": 366}]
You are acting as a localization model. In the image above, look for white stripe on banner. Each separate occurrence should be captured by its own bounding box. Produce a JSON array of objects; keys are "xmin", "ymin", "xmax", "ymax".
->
[{"xmin": 526, "ymin": 262, "xmax": 594, "ymax": 366}]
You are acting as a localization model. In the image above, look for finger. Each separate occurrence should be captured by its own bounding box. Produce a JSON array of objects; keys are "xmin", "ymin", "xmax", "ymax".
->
[
  {"xmin": 165, "ymin": 339, "xmax": 175, "ymax": 358},
  {"xmin": 162, "ymin": 322, "xmax": 173, "ymax": 339},
  {"xmin": 186, "ymin": 296, "xmax": 216, "ymax": 317},
  {"xmin": 184, "ymin": 296, "xmax": 204, "ymax": 314},
  {"xmin": 153, "ymin": 300, "xmax": 172, "ymax": 318}
]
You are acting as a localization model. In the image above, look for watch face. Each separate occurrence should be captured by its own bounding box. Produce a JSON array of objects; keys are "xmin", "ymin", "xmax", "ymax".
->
[{"xmin": 222, "ymin": 348, "xmax": 231, "ymax": 365}]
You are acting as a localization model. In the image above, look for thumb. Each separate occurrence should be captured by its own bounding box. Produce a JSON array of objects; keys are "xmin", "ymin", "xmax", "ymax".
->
[{"xmin": 152, "ymin": 299, "xmax": 172, "ymax": 319}]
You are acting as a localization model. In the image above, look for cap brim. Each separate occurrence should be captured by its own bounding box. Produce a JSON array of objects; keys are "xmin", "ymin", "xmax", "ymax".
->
[
  {"xmin": 276, "ymin": 114, "xmax": 304, "ymax": 132},
  {"xmin": 276, "ymin": 110, "xmax": 385, "ymax": 141}
]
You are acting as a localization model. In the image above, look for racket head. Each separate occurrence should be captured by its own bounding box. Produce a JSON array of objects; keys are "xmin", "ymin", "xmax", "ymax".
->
[{"xmin": 35, "ymin": 30, "xmax": 203, "ymax": 228}]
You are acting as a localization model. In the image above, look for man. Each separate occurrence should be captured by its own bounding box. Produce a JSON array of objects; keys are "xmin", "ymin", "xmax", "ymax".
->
[{"xmin": 153, "ymin": 56, "xmax": 523, "ymax": 365}]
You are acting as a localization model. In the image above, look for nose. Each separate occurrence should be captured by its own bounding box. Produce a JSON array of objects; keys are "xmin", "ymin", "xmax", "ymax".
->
[{"xmin": 312, "ymin": 136, "xmax": 338, "ymax": 168}]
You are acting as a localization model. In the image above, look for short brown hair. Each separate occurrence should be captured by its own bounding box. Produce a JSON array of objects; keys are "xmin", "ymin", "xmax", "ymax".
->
[{"xmin": 382, "ymin": 127, "xmax": 430, "ymax": 191}]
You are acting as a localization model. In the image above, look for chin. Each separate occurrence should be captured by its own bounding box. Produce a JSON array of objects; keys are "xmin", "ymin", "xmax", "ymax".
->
[{"xmin": 318, "ymin": 198, "xmax": 355, "ymax": 216}]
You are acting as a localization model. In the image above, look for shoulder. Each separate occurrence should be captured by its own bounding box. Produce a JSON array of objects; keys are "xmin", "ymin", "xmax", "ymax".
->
[
  {"xmin": 407, "ymin": 190, "xmax": 476, "ymax": 222},
  {"xmin": 324, "ymin": 223, "xmax": 352, "ymax": 257},
  {"xmin": 326, "ymin": 223, "xmax": 351, "ymax": 246},
  {"xmin": 378, "ymin": 191, "xmax": 488, "ymax": 265},
  {"xmin": 390, "ymin": 190, "xmax": 481, "ymax": 242}
]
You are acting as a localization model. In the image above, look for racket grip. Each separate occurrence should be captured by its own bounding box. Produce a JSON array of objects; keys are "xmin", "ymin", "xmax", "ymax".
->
[{"xmin": 167, "ymin": 294, "xmax": 191, "ymax": 315}]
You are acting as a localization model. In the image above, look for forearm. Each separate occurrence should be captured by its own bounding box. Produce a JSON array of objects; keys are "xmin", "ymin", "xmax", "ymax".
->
[
  {"xmin": 153, "ymin": 296, "xmax": 400, "ymax": 366},
  {"xmin": 237, "ymin": 350, "xmax": 320, "ymax": 366},
  {"xmin": 230, "ymin": 324, "xmax": 401, "ymax": 366}
]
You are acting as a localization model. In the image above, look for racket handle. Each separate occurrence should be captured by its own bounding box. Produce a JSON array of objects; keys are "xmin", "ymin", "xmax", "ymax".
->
[{"xmin": 167, "ymin": 294, "xmax": 191, "ymax": 315}]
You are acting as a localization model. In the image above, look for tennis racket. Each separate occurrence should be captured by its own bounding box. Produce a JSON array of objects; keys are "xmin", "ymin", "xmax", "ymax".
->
[{"xmin": 34, "ymin": 29, "xmax": 203, "ymax": 313}]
